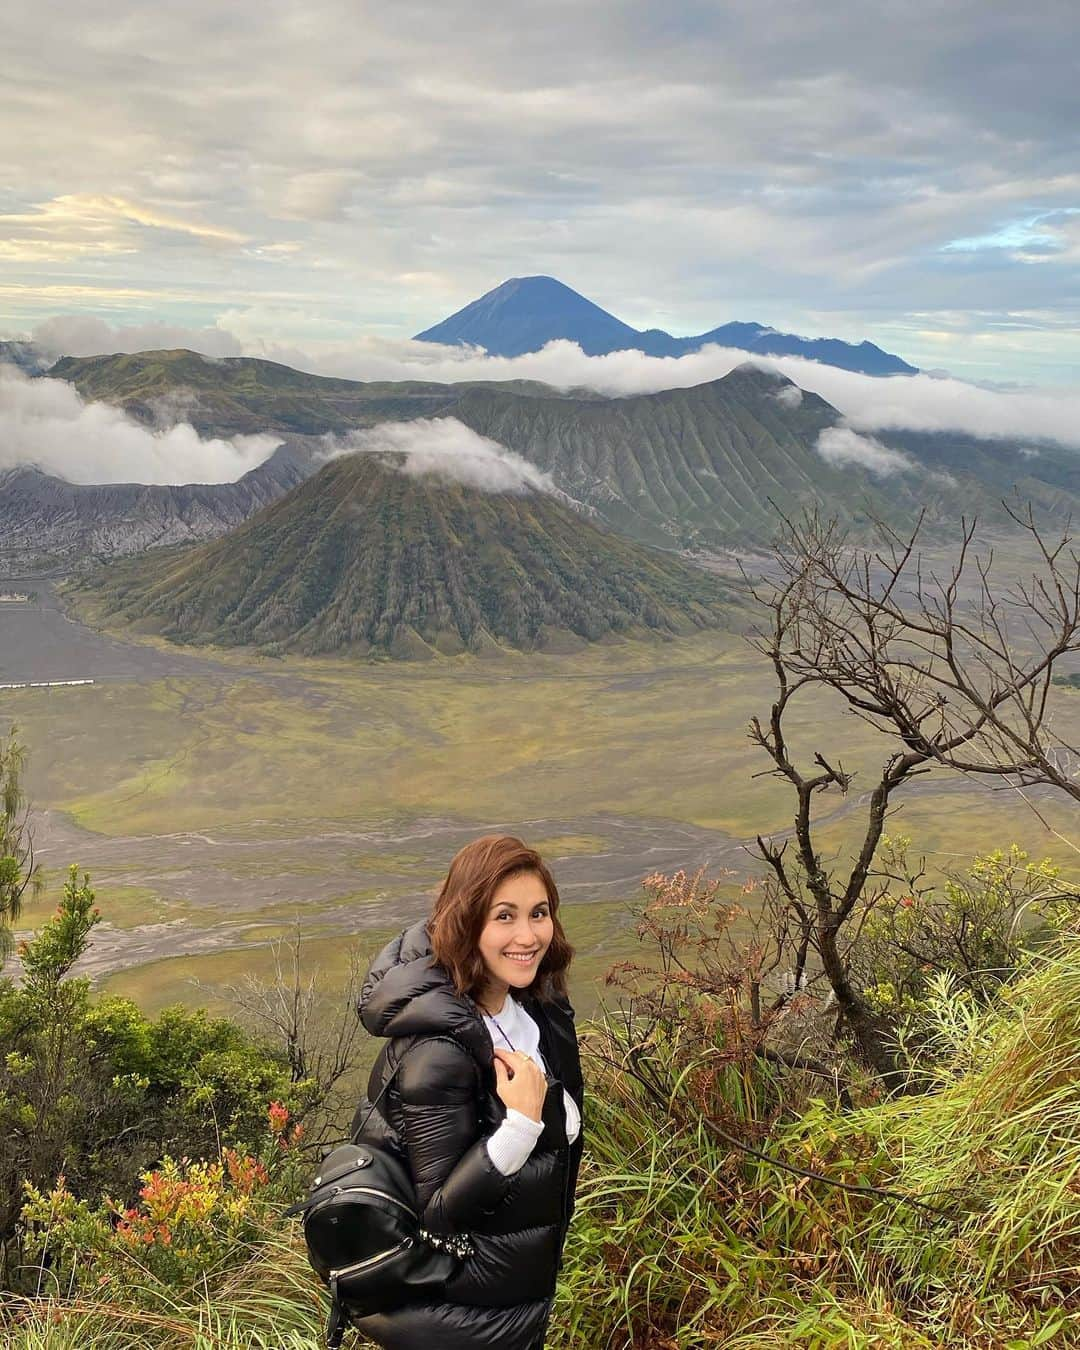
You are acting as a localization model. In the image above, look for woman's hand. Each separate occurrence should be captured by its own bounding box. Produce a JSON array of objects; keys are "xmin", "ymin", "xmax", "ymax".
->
[{"xmin": 492, "ymin": 1049, "xmax": 548, "ymax": 1123}]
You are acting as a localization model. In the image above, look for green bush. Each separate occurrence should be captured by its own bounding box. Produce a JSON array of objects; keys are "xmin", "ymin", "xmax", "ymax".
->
[
  {"xmin": 852, "ymin": 838, "xmax": 1068, "ymax": 1026},
  {"xmin": 0, "ymin": 868, "xmax": 315, "ymax": 1292},
  {"xmin": 21, "ymin": 1107, "xmax": 305, "ymax": 1304}
]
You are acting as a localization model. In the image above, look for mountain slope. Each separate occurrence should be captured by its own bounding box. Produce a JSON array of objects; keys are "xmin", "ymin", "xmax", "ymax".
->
[
  {"xmin": 0, "ymin": 340, "xmax": 51, "ymax": 375},
  {"xmin": 71, "ymin": 453, "xmax": 733, "ymax": 658},
  {"xmin": 415, "ymin": 276, "xmax": 917, "ymax": 376},
  {"xmin": 0, "ymin": 440, "xmax": 321, "ymax": 576},
  {"xmin": 415, "ymin": 276, "xmax": 643, "ymax": 357},
  {"xmin": 453, "ymin": 364, "xmax": 946, "ymax": 547},
  {"xmin": 26, "ymin": 349, "xmax": 1078, "ymax": 576}
]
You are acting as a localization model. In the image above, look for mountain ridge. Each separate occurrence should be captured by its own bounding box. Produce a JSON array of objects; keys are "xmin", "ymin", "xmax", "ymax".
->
[
  {"xmin": 452, "ymin": 364, "xmax": 937, "ymax": 547},
  {"xmin": 0, "ymin": 439, "xmax": 321, "ymax": 576},
  {"xmin": 12, "ymin": 353, "xmax": 1076, "ymax": 573},
  {"xmin": 415, "ymin": 276, "xmax": 918, "ymax": 376}
]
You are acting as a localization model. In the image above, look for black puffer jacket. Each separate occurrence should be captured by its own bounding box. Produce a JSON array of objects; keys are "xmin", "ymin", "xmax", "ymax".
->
[{"xmin": 349, "ymin": 918, "xmax": 585, "ymax": 1350}]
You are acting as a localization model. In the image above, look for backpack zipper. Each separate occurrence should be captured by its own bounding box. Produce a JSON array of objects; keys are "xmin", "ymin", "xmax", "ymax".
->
[
  {"xmin": 307, "ymin": 1185, "xmax": 417, "ymax": 1220},
  {"xmin": 330, "ymin": 1235, "xmax": 414, "ymax": 1280}
]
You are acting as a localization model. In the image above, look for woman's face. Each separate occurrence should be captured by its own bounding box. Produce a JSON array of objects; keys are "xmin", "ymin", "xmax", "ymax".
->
[{"xmin": 477, "ymin": 870, "xmax": 554, "ymax": 1000}]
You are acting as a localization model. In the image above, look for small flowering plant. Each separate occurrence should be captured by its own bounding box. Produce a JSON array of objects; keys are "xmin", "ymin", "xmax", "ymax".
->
[{"xmin": 20, "ymin": 1101, "xmax": 305, "ymax": 1302}]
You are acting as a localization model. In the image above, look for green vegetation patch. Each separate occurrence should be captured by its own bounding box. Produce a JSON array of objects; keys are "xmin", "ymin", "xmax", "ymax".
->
[{"xmin": 19, "ymin": 882, "xmax": 178, "ymax": 933}]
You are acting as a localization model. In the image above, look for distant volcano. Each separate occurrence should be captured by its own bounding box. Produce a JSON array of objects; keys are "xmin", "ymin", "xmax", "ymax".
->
[
  {"xmin": 415, "ymin": 275, "xmax": 917, "ymax": 376},
  {"xmin": 72, "ymin": 451, "xmax": 734, "ymax": 659}
]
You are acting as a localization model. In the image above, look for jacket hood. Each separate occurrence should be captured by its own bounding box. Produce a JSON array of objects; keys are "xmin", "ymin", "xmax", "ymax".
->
[{"xmin": 358, "ymin": 918, "xmax": 495, "ymax": 1068}]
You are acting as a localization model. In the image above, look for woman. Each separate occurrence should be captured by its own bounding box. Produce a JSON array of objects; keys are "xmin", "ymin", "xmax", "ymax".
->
[{"xmin": 350, "ymin": 834, "xmax": 585, "ymax": 1350}]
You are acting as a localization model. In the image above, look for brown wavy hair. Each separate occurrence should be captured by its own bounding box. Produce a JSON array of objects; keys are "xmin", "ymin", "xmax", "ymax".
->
[{"xmin": 428, "ymin": 835, "xmax": 573, "ymax": 1004}]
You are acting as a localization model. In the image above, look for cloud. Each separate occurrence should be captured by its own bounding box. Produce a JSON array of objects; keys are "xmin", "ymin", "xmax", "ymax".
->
[
  {"xmin": 15, "ymin": 314, "xmax": 1080, "ymax": 475},
  {"xmin": 792, "ymin": 362, "xmax": 1080, "ymax": 449},
  {"xmin": 0, "ymin": 366, "xmax": 279, "ymax": 485},
  {"xmin": 772, "ymin": 384, "xmax": 803, "ymax": 408},
  {"xmin": 814, "ymin": 426, "xmax": 914, "ymax": 476},
  {"xmin": 247, "ymin": 334, "xmax": 1080, "ymax": 451},
  {"xmin": 323, "ymin": 417, "xmax": 556, "ymax": 494},
  {"xmin": 0, "ymin": 194, "xmax": 246, "ymax": 263},
  {"xmin": 31, "ymin": 315, "xmax": 242, "ymax": 361}
]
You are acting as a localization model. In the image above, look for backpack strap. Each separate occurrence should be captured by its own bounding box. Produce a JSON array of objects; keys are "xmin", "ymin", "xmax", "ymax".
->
[
  {"xmin": 325, "ymin": 1281, "xmax": 348, "ymax": 1348},
  {"xmin": 351, "ymin": 1034, "xmax": 471, "ymax": 1143},
  {"xmin": 350, "ymin": 1033, "xmax": 419, "ymax": 1143}
]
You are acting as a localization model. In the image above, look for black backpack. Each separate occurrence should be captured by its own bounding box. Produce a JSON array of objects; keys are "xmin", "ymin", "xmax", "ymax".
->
[{"xmin": 286, "ymin": 1035, "xmax": 476, "ymax": 1348}]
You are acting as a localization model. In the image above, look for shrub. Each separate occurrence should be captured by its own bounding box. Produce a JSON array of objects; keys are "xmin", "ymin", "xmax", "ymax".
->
[
  {"xmin": 852, "ymin": 838, "xmax": 1070, "ymax": 1026},
  {"xmin": 0, "ymin": 871, "xmax": 314, "ymax": 1291}
]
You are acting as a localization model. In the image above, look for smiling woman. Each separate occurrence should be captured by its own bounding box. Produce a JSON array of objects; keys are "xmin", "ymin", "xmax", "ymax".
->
[{"xmin": 351, "ymin": 835, "xmax": 584, "ymax": 1350}]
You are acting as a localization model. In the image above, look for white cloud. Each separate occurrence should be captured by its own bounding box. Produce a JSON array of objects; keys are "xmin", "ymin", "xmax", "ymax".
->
[
  {"xmin": 0, "ymin": 366, "xmax": 279, "ymax": 485},
  {"xmin": 31, "ymin": 315, "xmax": 242, "ymax": 361},
  {"xmin": 772, "ymin": 384, "xmax": 803, "ymax": 408},
  {"xmin": 0, "ymin": 194, "xmax": 247, "ymax": 263},
  {"xmin": 814, "ymin": 426, "xmax": 914, "ymax": 476},
  {"xmin": 252, "ymin": 335, "xmax": 1080, "ymax": 451},
  {"xmin": 784, "ymin": 362, "xmax": 1080, "ymax": 448},
  {"xmin": 323, "ymin": 417, "xmax": 556, "ymax": 495}
]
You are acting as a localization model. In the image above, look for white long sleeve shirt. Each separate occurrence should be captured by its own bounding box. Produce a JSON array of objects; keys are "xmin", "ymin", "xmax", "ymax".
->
[{"xmin": 480, "ymin": 993, "xmax": 581, "ymax": 1176}]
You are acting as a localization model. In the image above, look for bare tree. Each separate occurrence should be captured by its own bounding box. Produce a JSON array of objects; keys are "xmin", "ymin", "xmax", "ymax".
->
[
  {"xmin": 602, "ymin": 867, "xmax": 852, "ymax": 1112},
  {"xmin": 744, "ymin": 505, "xmax": 1080, "ymax": 1087},
  {"xmin": 217, "ymin": 923, "xmax": 367, "ymax": 1135}
]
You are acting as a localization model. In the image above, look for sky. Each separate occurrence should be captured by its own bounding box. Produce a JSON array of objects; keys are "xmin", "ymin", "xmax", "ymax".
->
[{"xmin": 2, "ymin": 0, "xmax": 1079, "ymax": 386}]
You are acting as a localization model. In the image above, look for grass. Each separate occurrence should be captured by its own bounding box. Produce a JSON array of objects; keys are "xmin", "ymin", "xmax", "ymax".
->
[
  {"xmin": 549, "ymin": 932, "xmax": 1080, "ymax": 1347},
  {"xmin": 11, "ymin": 630, "xmax": 1078, "ymax": 847},
  {"xmin": 5, "ymin": 632, "xmax": 834, "ymax": 838},
  {"xmin": 18, "ymin": 883, "xmax": 179, "ymax": 933},
  {"xmin": 1, "ymin": 1230, "xmax": 330, "ymax": 1349}
]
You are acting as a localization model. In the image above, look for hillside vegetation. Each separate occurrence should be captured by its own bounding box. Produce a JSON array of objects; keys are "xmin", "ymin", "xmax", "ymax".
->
[
  {"xmin": 454, "ymin": 364, "xmax": 939, "ymax": 547},
  {"xmin": 71, "ymin": 452, "xmax": 734, "ymax": 657},
  {"xmin": 50, "ymin": 350, "xmax": 466, "ymax": 437}
]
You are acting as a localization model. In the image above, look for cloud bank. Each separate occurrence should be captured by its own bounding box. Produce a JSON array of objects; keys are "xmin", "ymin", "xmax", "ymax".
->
[
  {"xmin": 252, "ymin": 334, "xmax": 1080, "ymax": 452},
  {"xmin": 31, "ymin": 315, "xmax": 243, "ymax": 361},
  {"xmin": 324, "ymin": 417, "xmax": 557, "ymax": 494},
  {"xmin": 0, "ymin": 366, "xmax": 279, "ymax": 485},
  {"xmin": 8, "ymin": 316, "xmax": 1080, "ymax": 490}
]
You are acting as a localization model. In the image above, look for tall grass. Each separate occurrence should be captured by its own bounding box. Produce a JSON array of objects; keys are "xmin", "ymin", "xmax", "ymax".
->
[
  {"xmin": 553, "ymin": 933, "xmax": 1080, "ymax": 1347},
  {"xmin": 1, "ymin": 1229, "xmax": 334, "ymax": 1348}
]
